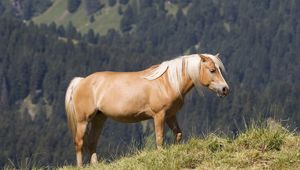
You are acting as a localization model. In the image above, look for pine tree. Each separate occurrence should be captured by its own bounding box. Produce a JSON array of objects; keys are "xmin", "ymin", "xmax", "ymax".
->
[
  {"xmin": 86, "ymin": 29, "xmax": 98, "ymax": 44},
  {"xmin": 0, "ymin": 1, "xmax": 5, "ymax": 15},
  {"xmin": 67, "ymin": 0, "xmax": 81, "ymax": 13},
  {"xmin": 119, "ymin": 0, "xmax": 129, "ymax": 5},
  {"xmin": 0, "ymin": 76, "xmax": 9, "ymax": 107},
  {"xmin": 23, "ymin": 0, "xmax": 33, "ymax": 20},
  {"xmin": 108, "ymin": 0, "xmax": 117, "ymax": 7},
  {"xmin": 66, "ymin": 22, "xmax": 77, "ymax": 38},
  {"xmin": 89, "ymin": 15, "xmax": 95, "ymax": 23},
  {"xmin": 85, "ymin": 0, "xmax": 102, "ymax": 16},
  {"xmin": 120, "ymin": 5, "xmax": 135, "ymax": 32}
]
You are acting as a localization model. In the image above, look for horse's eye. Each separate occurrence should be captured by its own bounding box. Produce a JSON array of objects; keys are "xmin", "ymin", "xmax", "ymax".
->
[{"xmin": 210, "ymin": 69, "xmax": 216, "ymax": 73}]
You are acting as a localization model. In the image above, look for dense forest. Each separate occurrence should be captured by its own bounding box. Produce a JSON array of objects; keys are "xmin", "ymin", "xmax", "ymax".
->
[
  {"xmin": 0, "ymin": 0, "xmax": 299, "ymax": 168},
  {"xmin": 0, "ymin": 0, "xmax": 52, "ymax": 19}
]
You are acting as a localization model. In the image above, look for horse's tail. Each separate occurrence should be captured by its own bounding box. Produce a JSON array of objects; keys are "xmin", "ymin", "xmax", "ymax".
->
[{"xmin": 65, "ymin": 77, "xmax": 83, "ymax": 139}]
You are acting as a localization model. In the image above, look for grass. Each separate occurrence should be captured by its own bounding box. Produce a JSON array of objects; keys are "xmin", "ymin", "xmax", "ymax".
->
[
  {"xmin": 32, "ymin": 0, "xmax": 123, "ymax": 35},
  {"xmin": 32, "ymin": 0, "xmax": 192, "ymax": 35},
  {"xmin": 165, "ymin": 2, "xmax": 179, "ymax": 16},
  {"xmin": 165, "ymin": 2, "xmax": 192, "ymax": 16},
  {"xmin": 18, "ymin": 94, "xmax": 53, "ymax": 121},
  {"xmin": 59, "ymin": 120, "xmax": 300, "ymax": 170}
]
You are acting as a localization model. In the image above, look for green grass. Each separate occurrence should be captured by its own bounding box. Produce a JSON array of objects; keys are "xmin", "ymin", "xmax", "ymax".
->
[
  {"xmin": 59, "ymin": 120, "xmax": 300, "ymax": 170},
  {"xmin": 32, "ymin": 0, "xmax": 123, "ymax": 34},
  {"xmin": 165, "ymin": 2, "xmax": 179, "ymax": 16},
  {"xmin": 32, "ymin": 0, "xmax": 192, "ymax": 35},
  {"xmin": 18, "ymin": 94, "xmax": 53, "ymax": 121},
  {"xmin": 165, "ymin": 2, "xmax": 191, "ymax": 16}
]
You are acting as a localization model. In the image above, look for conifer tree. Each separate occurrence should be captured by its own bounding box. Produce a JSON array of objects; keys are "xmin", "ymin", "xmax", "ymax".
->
[
  {"xmin": 67, "ymin": 0, "xmax": 81, "ymax": 13},
  {"xmin": 85, "ymin": 0, "xmax": 102, "ymax": 16}
]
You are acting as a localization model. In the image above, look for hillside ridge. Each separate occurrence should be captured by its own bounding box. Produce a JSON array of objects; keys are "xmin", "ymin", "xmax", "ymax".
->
[
  {"xmin": 32, "ymin": 0, "xmax": 188, "ymax": 34},
  {"xmin": 59, "ymin": 121, "xmax": 300, "ymax": 170}
]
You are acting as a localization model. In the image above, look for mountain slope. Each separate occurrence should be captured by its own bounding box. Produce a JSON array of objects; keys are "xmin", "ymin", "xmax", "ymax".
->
[
  {"xmin": 0, "ymin": 0, "xmax": 52, "ymax": 19},
  {"xmin": 31, "ymin": 0, "xmax": 190, "ymax": 35},
  {"xmin": 33, "ymin": 0, "xmax": 123, "ymax": 34},
  {"xmin": 59, "ymin": 121, "xmax": 300, "ymax": 170}
]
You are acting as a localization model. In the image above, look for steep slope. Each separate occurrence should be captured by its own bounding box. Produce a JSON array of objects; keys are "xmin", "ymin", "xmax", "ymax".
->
[
  {"xmin": 59, "ymin": 121, "xmax": 300, "ymax": 170},
  {"xmin": 31, "ymin": 0, "xmax": 190, "ymax": 35},
  {"xmin": 0, "ymin": 0, "xmax": 52, "ymax": 19},
  {"xmin": 33, "ymin": 0, "xmax": 123, "ymax": 34}
]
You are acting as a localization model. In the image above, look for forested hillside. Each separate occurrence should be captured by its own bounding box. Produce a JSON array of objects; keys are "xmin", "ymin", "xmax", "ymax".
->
[
  {"xmin": 0, "ymin": 0, "xmax": 299, "ymax": 168},
  {"xmin": 0, "ymin": 0, "xmax": 52, "ymax": 19}
]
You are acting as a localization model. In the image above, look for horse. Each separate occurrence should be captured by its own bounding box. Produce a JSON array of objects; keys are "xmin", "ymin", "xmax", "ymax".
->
[{"xmin": 65, "ymin": 53, "xmax": 229, "ymax": 167}]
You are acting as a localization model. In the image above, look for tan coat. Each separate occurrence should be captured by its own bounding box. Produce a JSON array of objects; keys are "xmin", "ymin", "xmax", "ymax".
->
[{"xmin": 65, "ymin": 53, "xmax": 229, "ymax": 167}]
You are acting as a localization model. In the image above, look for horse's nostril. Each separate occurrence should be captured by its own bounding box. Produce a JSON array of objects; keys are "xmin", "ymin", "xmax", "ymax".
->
[
  {"xmin": 222, "ymin": 87, "xmax": 226, "ymax": 92},
  {"xmin": 222, "ymin": 87, "xmax": 229, "ymax": 95}
]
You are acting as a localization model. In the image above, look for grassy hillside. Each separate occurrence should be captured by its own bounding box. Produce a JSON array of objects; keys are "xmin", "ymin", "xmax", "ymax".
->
[
  {"xmin": 59, "ymin": 120, "xmax": 300, "ymax": 170},
  {"xmin": 31, "ymin": 0, "xmax": 189, "ymax": 35},
  {"xmin": 32, "ymin": 0, "xmax": 123, "ymax": 34}
]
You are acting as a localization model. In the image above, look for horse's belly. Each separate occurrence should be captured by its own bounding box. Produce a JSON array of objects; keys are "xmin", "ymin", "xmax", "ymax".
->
[
  {"xmin": 103, "ymin": 111, "xmax": 152, "ymax": 123},
  {"xmin": 98, "ymin": 87, "xmax": 153, "ymax": 122}
]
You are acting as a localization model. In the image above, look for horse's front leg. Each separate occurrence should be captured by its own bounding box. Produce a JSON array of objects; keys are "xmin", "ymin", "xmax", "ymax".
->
[
  {"xmin": 166, "ymin": 115, "xmax": 182, "ymax": 144},
  {"xmin": 153, "ymin": 111, "xmax": 166, "ymax": 148},
  {"xmin": 88, "ymin": 113, "xmax": 107, "ymax": 165}
]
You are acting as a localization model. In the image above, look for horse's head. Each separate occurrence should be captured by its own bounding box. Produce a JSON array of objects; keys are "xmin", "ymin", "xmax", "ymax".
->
[{"xmin": 199, "ymin": 54, "xmax": 229, "ymax": 97}]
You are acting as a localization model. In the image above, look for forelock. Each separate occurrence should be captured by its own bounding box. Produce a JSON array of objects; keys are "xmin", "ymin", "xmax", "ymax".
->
[{"xmin": 202, "ymin": 54, "xmax": 226, "ymax": 73}]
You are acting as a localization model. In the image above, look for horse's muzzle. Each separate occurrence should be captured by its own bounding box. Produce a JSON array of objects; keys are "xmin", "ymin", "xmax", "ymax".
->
[
  {"xmin": 221, "ymin": 86, "xmax": 229, "ymax": 96},
  {"xmin": 216, "ymin": 86, "xmax": 229, "ymax": 98}
]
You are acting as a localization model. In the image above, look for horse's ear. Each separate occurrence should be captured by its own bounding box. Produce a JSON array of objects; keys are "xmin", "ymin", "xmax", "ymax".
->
[
  {"xmin": 200, "ymin": 54, "xmax": 209, "ymax": 62},
  {"xmin": 215, "ymin": 53, "xmax": 220, "ymax": 58}
]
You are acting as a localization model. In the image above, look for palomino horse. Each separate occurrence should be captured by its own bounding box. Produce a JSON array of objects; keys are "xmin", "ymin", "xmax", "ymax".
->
[{"xmin": 65, "ymin": 53, "xmax": 229, "ymax": 167}]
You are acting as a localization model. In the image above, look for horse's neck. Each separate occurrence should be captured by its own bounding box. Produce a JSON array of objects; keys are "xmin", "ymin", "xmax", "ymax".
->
[
  {"xmin": 144, "ymin": 62, "xmax": 194, "ymax": 98},
  {"xmin": 179, "ymin": 69, "xmax": 194, "ymax": 97},
  {"xmin": 165, "ymin": 64, "xmax": 194, "ymax": 99}
]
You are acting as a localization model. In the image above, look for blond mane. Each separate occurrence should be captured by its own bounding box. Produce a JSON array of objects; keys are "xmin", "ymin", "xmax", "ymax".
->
[{"xmin": 144, "ymin": 54, "xmax": 225, "ymax": 94}]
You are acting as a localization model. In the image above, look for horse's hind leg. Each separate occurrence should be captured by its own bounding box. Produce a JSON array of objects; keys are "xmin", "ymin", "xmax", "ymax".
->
[
  {"xmin": 75, "ymin": 120, "xmax": 88, "ymax": 167},
  {"xmin": 166, "ymin": 115, "xmax": 182, "ymax": 144},
  {"xmin": 88, "ymin": 112, "xmax": 107, "ymax": 165}
]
